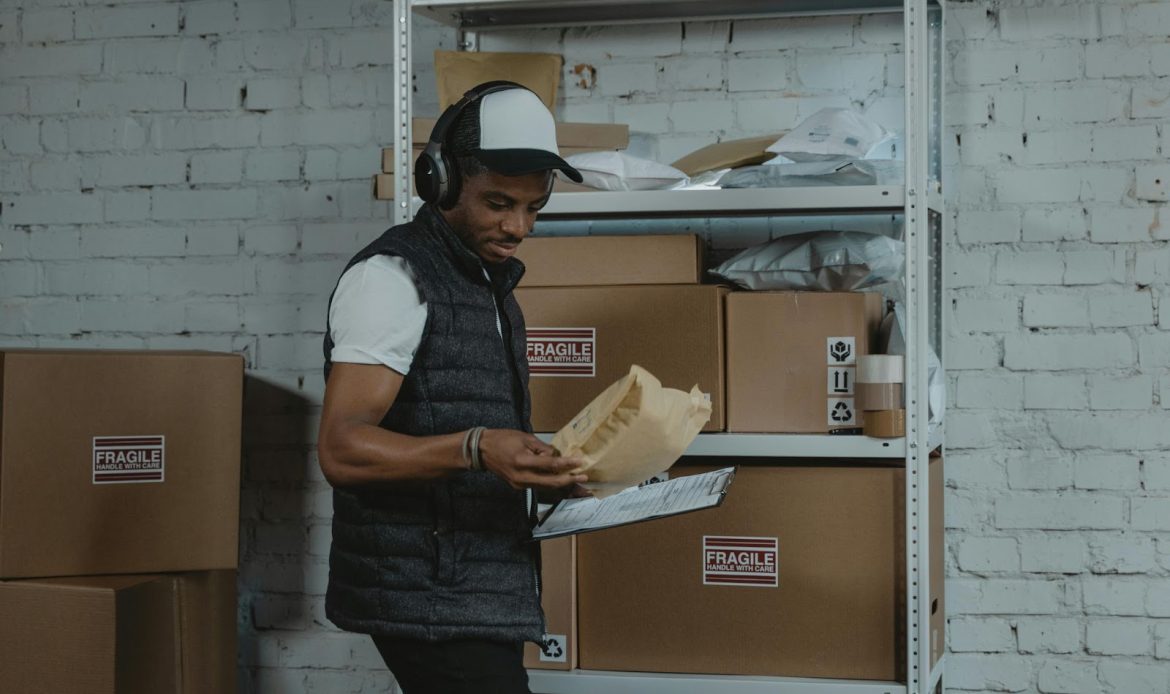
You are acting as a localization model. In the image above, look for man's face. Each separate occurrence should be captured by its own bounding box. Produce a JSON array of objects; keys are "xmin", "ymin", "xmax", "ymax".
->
[{"xmin": 440, "ymin": 169, "xmax": 552, "ymax": 265}]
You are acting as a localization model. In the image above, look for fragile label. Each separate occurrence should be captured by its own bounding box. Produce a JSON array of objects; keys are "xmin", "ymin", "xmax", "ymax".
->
[
  {"xmin": 538, "ymin": 634, "xmax": 568, "ymax": 663},
  {"xmin": 93, "ymin": 435, "xmax": 165, "ymax": 484},
  {"xmin": 703, "ymin": 536, "xmax": 778, "ymax": 587},
  {"xmin": 828, "ymin": 367, "xmax": 855, "ymax": 395},
  {"xmin": 828, "ymin": 398, "xmax": 856, "ymax": 426},
  {"xmin": 827, "ymin": 336, "xmax": 856, "ymax": 365},
  {"xmin": 527, "ymin": 328, "xmax": 595, "ymax": 377}
]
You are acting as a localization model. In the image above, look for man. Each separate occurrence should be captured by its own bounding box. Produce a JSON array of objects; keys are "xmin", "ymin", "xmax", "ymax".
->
[{"xmin": 317, "ymin": 83, "xmax": 587, "ymax": 694}]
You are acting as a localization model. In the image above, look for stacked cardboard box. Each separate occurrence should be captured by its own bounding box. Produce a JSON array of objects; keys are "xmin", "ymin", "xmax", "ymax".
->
[{"xmin": 0, "ymin": 350, "xmax": 244, "ymax": 694}]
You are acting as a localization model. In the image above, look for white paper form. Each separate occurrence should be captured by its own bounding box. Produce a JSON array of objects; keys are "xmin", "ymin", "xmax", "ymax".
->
[{"xmin": 532, "ymin": 467, "xmax": 736, "ymax": 540}]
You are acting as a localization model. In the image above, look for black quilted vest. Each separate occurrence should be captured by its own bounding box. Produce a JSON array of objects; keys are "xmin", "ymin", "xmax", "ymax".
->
[{"xmin": 321, "ymin": 204, "xmax": 542, "ymax": 642}]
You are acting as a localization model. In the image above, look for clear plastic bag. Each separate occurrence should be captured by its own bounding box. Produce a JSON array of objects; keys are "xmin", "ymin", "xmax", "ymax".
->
[{"xmin": 710, "ymin": 230, "xmax": 905, "ymax": 292}]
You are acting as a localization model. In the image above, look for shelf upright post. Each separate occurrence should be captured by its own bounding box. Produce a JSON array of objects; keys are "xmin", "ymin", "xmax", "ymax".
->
[
  {"xmin": 392, "ymin": 0, "xmax": 415, "ymax": 225},
  {"xmin": 903, "ymin": 0, "xmax": 934, "ymax": 691}
]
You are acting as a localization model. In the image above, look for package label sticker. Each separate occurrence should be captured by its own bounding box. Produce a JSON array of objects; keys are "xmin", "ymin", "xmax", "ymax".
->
[
  {"xmin": 527, "ymin": 328, "xmax": 595, "ymax": 377},
  {"xmin": 828, "ymin": 398, "xmax": 856, "ymax": 426},
  {"xmin": 538, "ymin": 634, "xmax": 568, "ymax": 663},
  {"xmin": 703, "ymin": 536, "xmax": 778, "ymax": 588},
  {"xmin": 827, "ymin": 336, "xmax": 856, "ymax": 365},
  {"xmin": 93, "ymin": 435, "xmax": 165, "ymax": 484},
  {"xmin": 828, "ymin": 367, "xmax": 855, "ymax": 395}
]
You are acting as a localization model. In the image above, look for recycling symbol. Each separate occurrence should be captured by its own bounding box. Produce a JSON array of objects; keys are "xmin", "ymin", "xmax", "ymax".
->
[
  {"xmin": 542, "ymin": 637, "xmax": 564, "ymax": 659},
  {"xmin": 829, "ymin": 340, "xmax": 853, "ymax": 364},
  {"xmin": 831, "ymin": 401, "xmax": 853, "ymax": 422}
]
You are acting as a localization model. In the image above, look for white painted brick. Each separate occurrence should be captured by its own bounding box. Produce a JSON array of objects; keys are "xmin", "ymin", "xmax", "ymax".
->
[
  {"xmin": 1025, "ymin": 86, "xmax": 1125, "ymax": 125},
  {"xmin": 29, "ymin": 228, "xmax": 80, "ymax": 260},
  {"xmin": 1089, "ymin": 535, "xmax": 1156, "ymax": 574},
  {"xmin": 960, "ymin": 129, "xmax": 1025, "ymax": 168},
  {"xmin": 1023, "ymin": 294, "xmax": 1088, "ymax": 328},
  {"xmin": 994, "ymin": 169, "xmax": 1080, "ymax": 204},
  {"xmin": 259, "ymin": 111, "xmax": 371, "ymax": 147},
  {"xmin": 952, "ymin": 297, "xmax": 1019, "ymax": 333},
  {"xmin": 1000, "ymin": 4, "xmax": 1101, "ymax": 41},
  {"xmin": 259, "ymin": 184, "xmax": 341, "ymax": 222},
  {"xmin": 152, "ymin": 116, "xmax": 260, "ymax": 149},
  {"xmin": 948, "ymin": 617, "xmax": 1016, "ymax": 653},
  {"xmin": 244, "ymin": 36, "xmax": 309, "ymax": 71},
  {"xmin": 238, "ymin": 0, "xmax": 292, "ymax": 31},
  {"xmin": 996, "ymin": 250, "xmax": 1064, "ymax": 285},
  {"xmin": 613, "ymin": 102, "xmax": 670, "ymax": 135},
  {"xmin": 1092, "ymin": 125, "xmax": 1159, "ymax": 163},
  {"xmin": 102, "ymin": 191, "xmax": 151, "ymax": 222},
  {"xmin": 796, "ymin": 51, "xmax": 883, "ymax": 92},
  {"xmin": 947, "ymin": 89, "xmax": 992, "ymax": 127},
  {"xmin": 996, "ymin": 495, "xmax": 1125, "ymax": 530},
  {"xmin": 28, "ymin": 83, "xmax": 79, "ymax": 116},
  {"xmin": 1158, "ymin": 622, "xmax": 1170, "ymax": 660},
  {"xmin": 1017, "ymin": 618, "xmax": 1082, "ymax": 653},
  {"xmin": 81, "ymin": 227, "xmax": 186, "ymax": 258},
  {"xmin": 327, "ymin": 73, "xmax": 378, "ymax": 108},
  {"xmin": 1147, "ymin": 457, "xmax": 1170, "ymax": 492},
  {"xmin": 948, "ymin": 578, "xmax": 1063, "ymax": 615},
  {"xmin": 23, "ymin": 8, "xmax": 73, "ymax": 43},
  {"xmin": 594, "ymin": 62, "xmax": 657, "ymax": 98},
  {"xmin": 148, "ymin": 260, "xmax": 251, "ymax": 297},
  {"xmin": 732, "ymin": 16, "xmax": 853, "ymax": 51},
  {"xmin": 256, "ymin": 259, "xmax": 344, "ymax": 296},
  {"xmin": 181, "ymin": 1, "xmax": 236, "ymax": 36},
  {"xmin": 946, "ymin": 410, "xmax": 996, "ymax": 449},
  {"xmin": 1084, "ymin": 577, "xmax": 1146, "ymax": 616},
  {"xmin": 727, "ymin": 55, "xmax": 793, "ymax": 93},
  {"xmin": 43, "ymin": 260, "xmax": 148, "ymax": 297},
  {"xmin": 1036, "ymin": 659, "xmax": 1100, "ymax": 694},
  {"xmin": 948, "ymin": 249, "xmax": 993, "ymax": 288},
  {"xmin": 94, "ymin": 153, "xmax": 187, "ymax": 188},
  {"xmin": 79, "ymin": 299, "xmax": 184, "ymax": 333},
  {"xmin": 1087, "ymin": 619, "xmax": 1151, "ymax": 656},
  {"xmin": 946, "ymin": 654, "xmax": 1032, "ymax": 692},
  {"xmin": 1153, "ymin": 43, "xmax": 1170, "ymax": 78},
  {"xmin": 331, "ymin": 31, "xmax": 393, "ymax": 68},
  {"xmin": 958, "ymin": 536, "xmax": 1020, "ymax": 573},
  {"xmin": 681, "ymin": 20, "xmax": 729, "ymax": 54},
  {"xmin": 734, "ymin": 97, "xmax": 799, "ymax": 133},
  {"xmin": 185, "ymin": 76, "xmax": 243, "ymax": 111},
  {"xmin": 1064, "ymin": 250, "xmax": 1125, "ymax": 285},
  {"xmin": 1086, "ymin": 43, "xmax": 1150, "ymax": 79},
  {"xmin": 1098, "ymin": 661, "xmax": 1169, "ymax": 694},
  {"xmin": 1139, "ymin": 333, "xmax": 1170, "ymax": 368},
  {"xmin": 186, "ymin": 225, "xmax": 240, "ymax": 256},
  {"xmin": 2, "ymin": 119, "xmax": 42, "ymax": 156},
  {"xmin": 992, "ymin": 88, "xmax": 1025, "ymax": 126},
  {"xmin": 0, "ymin": 44, "xmax": 103, "ymax": 78},
  {"xmin": 1136, "ymin": 249, "xmax": 1170, "ymax": 285},
  {"xmin": 303, "ymin": 149, "xmax": 337, "ymax": 181},
  {"xmin": 247, "ymin": 78, "xmax": 301, "ymax": 110},
  {"xmin": 0, "ymin": 262, "xmax": 38, "ymax": 297},
  {"xmin": 152, "ymin": 190, "xmax": 257, "ymax": 221},
  {"xmin": 659, "ymin": 56, "xmax": 723, "ymax": 93},
  {"xmin": 246, "ymin": 150, "xmax": 301, "ymax": 182},
  {"xmin": 105, "ymin": 39, "xmax": 215, "ymax": 75},
  {"xmin": 1022, "ymin": 128, "xmax": 1092, "ymax": 165},
  {"xmin": 1022, "ymin": 207, "xmax": 1087, "ymax": 242},
  {"xmin": 957, "ymin": 208, "xmax": 1019, "ymax": 243},
  {"xmin": 1006, "ymin": 452, "xmax": 1072, "ymax": 491},
  {"xmin": 75, "ymin": 4, "xmax": 178, "ymax": 39},
  {"xmin": 336, "ymin": 149, "xmax": 379, "ymax": 180},
  {"xmin": 1133, "ymin": 83, "xmax": 1170, "ymax": 120},
  {"xmin": 6, "ymin": 193, "xmax": 102, "ymax": 225},
  {"xmin": 1093, "ymin": 204, "xmax": 1160, "ymax": 245},
  {"xmin": 1133, "ymin": 498, "xmax": 1170, "ymax": 531},
  {"xmin": 1125, "ymin": 2, "xmax": 1170, "ymax": 37},
  {"xmin": 1020, "ymin": 536, "xmax": 1085, "ymax": 574},
  {"xmin": 668, "ymin": 100, "xmax": 735, "ymax": 134},
  {"xmin": 1089, "ymin": 292, "xmax": 1154, "ymax": 328},
  {"xmin": 1086, "ymin": 374, "xmax": 1153, "ymax": 411},
  {"xmin": 190, "ymin": 150, "xmax": 244, "ymax": 185},
  {"xmin": 30, "ymin": 157, "xmax": 82, "ymax": 191},
  {"xmin": 946, "ymin": 335, "xmax": 999, "ymax": 373},
  {"xmin": 292, "ymin": 0, "xmax": 349, "ymax": 29},
  {"xmin": 1148, "ymin": 582, "xmax": 1170, "ymax": 617},
  {"xmin": 957, "ymin": 373, "xmax": 1023, "ymax": 409},
  {"xmin": 564, "ymin": 23, "xmax": 682, "ymax": 60},
  {"xmin": 1018, "ymin": 46, "xmax": 1082, "ymax": 83}
]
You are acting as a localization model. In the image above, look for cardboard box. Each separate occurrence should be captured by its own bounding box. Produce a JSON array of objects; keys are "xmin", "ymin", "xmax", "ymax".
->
[
  {"xmin": 0, "ymin": 570, "xmax": 238, "ymax": 694},
  {"xmin": 381, "ymin": 118, "xmax": 629, "ymax": 174},
  {"xmin": 516, "ymin": 234, "xmax": 704, "ymax": 287},
  {"xmin": 670, "ymin": 133, "xmax": 785, "ymax": 177},
  {"xmin": 517, "ymin": 285, "xmax": 727, "ymax": 433},
  {"xmin": 435, "ymin": 50, "xmax": 562, "ymax": 111},
  {"xmin": 0, "ymin": 350, "xmax": 244, "ymax": 578},
  {"xmin": 577, "ymin": 458, "xmax": 943, "ymax": 681},
  {"xmin": 524, "ymin": 536, "xmax": 577, "ymax": 671},
  {"xmin": 725, "ymin": 291, "xmax": 884, "ymax": 433}
]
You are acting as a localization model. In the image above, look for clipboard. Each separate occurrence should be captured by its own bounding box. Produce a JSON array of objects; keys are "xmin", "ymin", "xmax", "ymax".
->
[{"xmin": 531, "ymin": 467, "xmax": 736, "ymax": 541}]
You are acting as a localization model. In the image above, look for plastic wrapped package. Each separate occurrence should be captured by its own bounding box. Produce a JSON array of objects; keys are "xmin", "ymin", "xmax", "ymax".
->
[
  {"xmin": 551, "ymin": 365, "xmax": 711, "ymax": 497},
  {"xmin": 719, "ymin": 159, "xmax": 904, "ymax": 188},
  {"xmin": 766, "ymin": 107, "xmax": 893, "ymax": 162},
  {"xmin": 710, "ymin": 230, "xmax": 905, "ymax": 292},
  {"xmin": 880, "ymin": 302, "xmax": 945, "ymax": 427},
  {"xmin": 561, "ymin": 151, "xmax": 689, "ymax": 191}
]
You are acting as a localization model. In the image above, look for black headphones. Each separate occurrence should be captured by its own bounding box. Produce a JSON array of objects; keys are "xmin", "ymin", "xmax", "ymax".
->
[{"xmin": 414, "ymin": 80, "xmax": 527, "ymax": 209}]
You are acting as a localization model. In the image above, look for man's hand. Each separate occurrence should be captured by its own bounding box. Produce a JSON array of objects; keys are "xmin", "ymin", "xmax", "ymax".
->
[{"xmin": 477, "ymin": 429, "xmax": 588, "ymax": 492}]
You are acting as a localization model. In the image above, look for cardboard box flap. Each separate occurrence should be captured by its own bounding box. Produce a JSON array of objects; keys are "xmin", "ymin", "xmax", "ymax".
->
[
  {"xmin": 435, "ymin": 50, "xmax": 562, "ymax": 111},
  {"xmin": 670, "ymin": 133, "xmax": 785, "ymax": 176}
]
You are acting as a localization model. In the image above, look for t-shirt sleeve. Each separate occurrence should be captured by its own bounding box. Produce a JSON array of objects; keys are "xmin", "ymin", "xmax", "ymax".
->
[{"xmin": 328, "ymin": 255, "xmax": 427, "ymax": 376}]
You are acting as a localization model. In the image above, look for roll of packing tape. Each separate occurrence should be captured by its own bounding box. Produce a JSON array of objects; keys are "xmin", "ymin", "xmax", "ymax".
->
[
  {"xmin": 864, "ymin": 409, "xmax": 906, "ymax": 438},
  {"xmin": 857, "ymin": 354, "xmax": 904, "ymax": 384},
  {"xmin": 857, "ymin": 382, "xmax": 904, "ymax": 411}
]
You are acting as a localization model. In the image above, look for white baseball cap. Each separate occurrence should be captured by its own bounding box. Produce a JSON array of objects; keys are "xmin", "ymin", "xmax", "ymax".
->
[{"xmin": 453, "ymin": 87, "xmax": 584, "ymax": 183}]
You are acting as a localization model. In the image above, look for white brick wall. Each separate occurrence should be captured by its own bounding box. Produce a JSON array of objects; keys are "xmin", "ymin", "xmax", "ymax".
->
[{"xmin": 2, "ymin": 0, "xmax": 1169, "ymax": 692}]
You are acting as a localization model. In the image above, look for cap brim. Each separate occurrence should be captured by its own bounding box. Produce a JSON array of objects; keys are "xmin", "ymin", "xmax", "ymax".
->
[{"xmin": 475, "ymin": 148, "xmax": 584, "ymax": 183}]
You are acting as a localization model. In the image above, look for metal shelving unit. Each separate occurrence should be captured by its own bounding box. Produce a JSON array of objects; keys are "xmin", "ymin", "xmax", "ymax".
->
[{"xmin": 390, "ymin": 1, "xmax": 944, "ymax": 692}]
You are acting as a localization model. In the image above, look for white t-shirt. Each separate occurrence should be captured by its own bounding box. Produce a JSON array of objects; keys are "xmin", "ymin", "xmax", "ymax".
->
[{"xmin": 329, "ymin": 255, "xmax": 503, "ymax": 376}]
